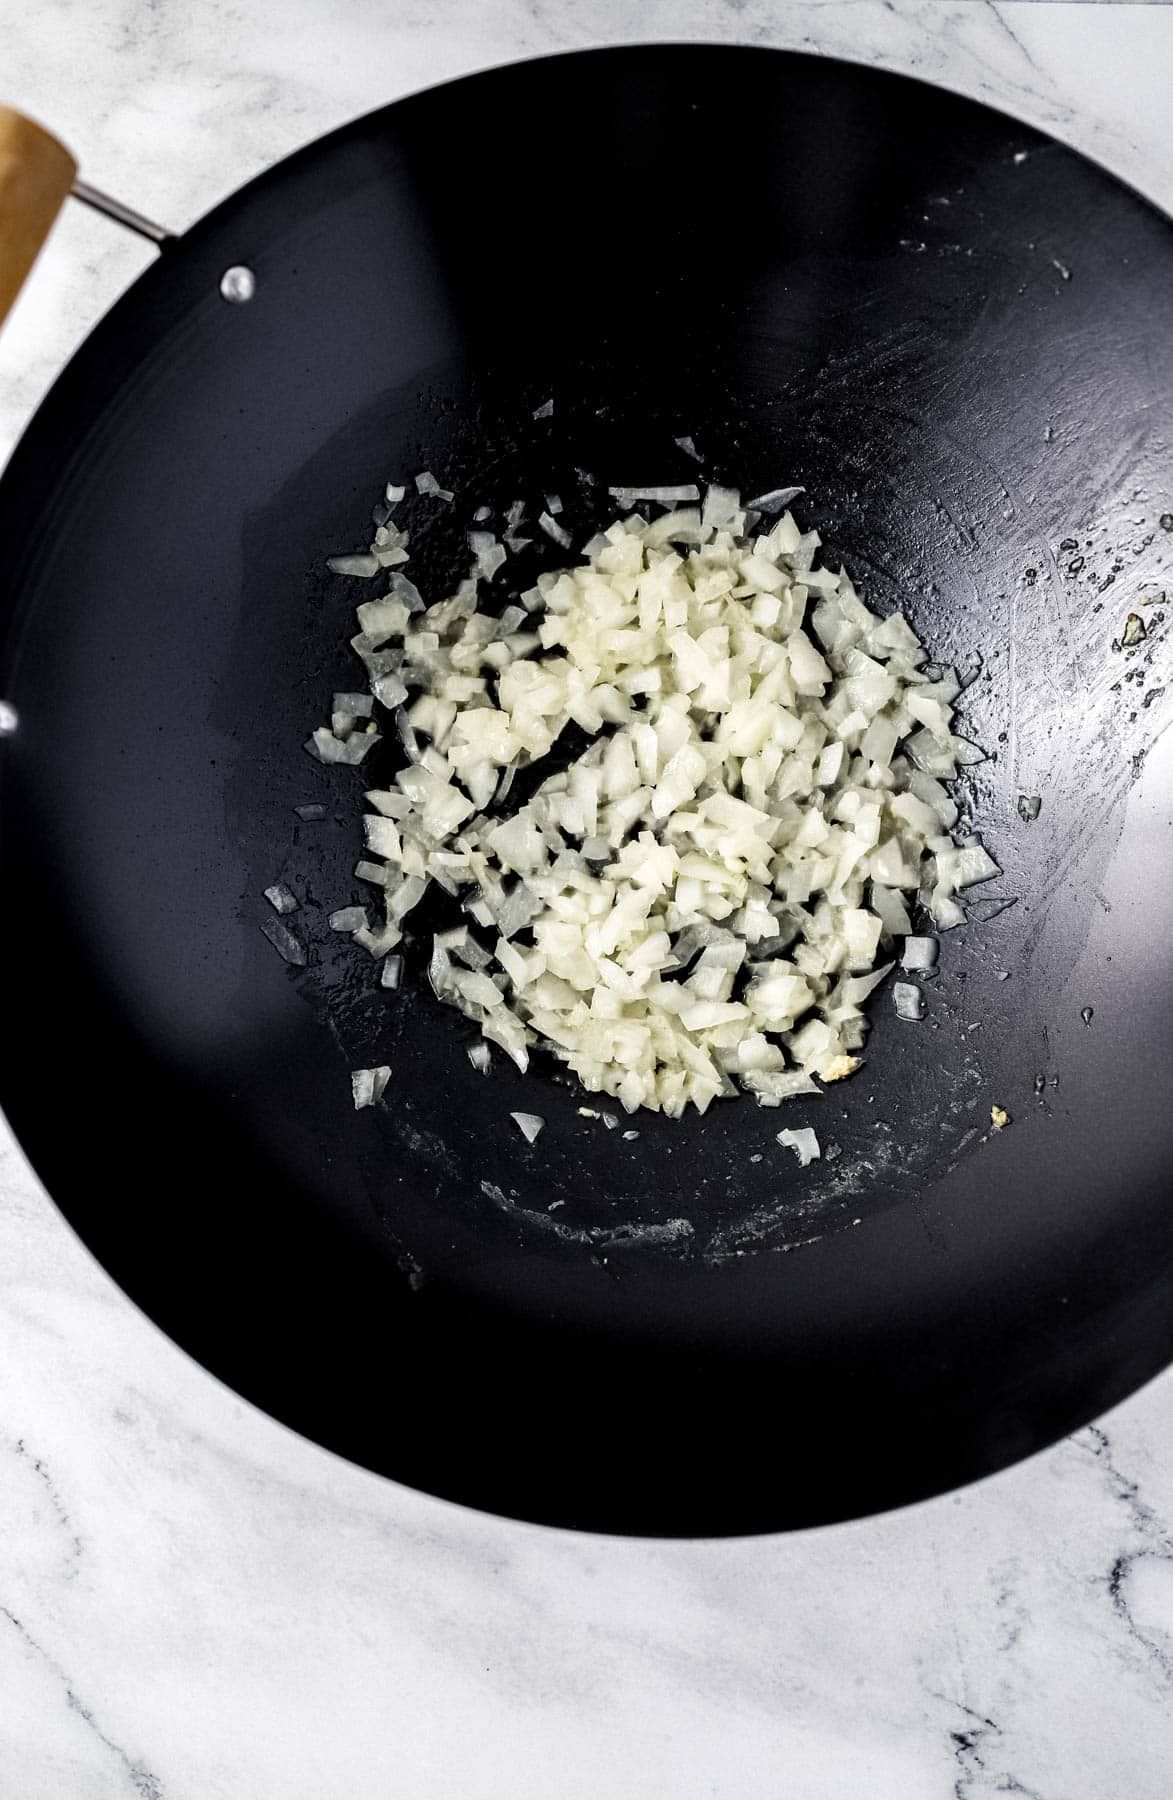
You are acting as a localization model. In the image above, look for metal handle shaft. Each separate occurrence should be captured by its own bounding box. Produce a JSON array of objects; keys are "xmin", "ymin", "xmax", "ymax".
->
[{"xmin": 70, "ymin": 177, "xmax": 171, "ymax": 245}]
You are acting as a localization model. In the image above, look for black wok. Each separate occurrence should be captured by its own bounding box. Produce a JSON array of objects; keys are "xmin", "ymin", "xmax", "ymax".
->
[{"xmin": 1, "ymin": 46, "xmax": 1170, "ymax": 1534}]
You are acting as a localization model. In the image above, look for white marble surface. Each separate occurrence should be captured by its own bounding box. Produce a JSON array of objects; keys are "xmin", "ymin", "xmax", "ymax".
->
[{"xmin": 2, "ymin": 3, "xmax": 1172, "ymax": 1795}]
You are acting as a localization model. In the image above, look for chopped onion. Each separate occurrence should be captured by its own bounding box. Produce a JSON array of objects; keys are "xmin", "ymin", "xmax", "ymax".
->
[
  {"xmin": 449, "ymin": 931, "xmax": 492, "ymax": 971},
  {"xmin": 947, "ymin": 844, "xmax": 1000, "ymax": 888},
  {"xmin": 306, "ymin": 727, "xmax": 379, "ymax": 765},
  {"xmin": 351, "ymin": 1066, "xmax": 390, "ymax": 1109},
  {"xmin": 264, "ymin": 882, "xmax": 299, "ymax": 915},
  {"xmin": 532, "ymin": 398, "xmax": 554, "ymax": 418},
  {"xmin": 900, "ymin": 936, "xmax": 939, "ymax": 973},
  {"xmin": 260, "ymin": 916, "xmax": 306, "ymax": 967},
  {"xmin": 293, "ymin": 803, "xmax": 327, "ymax": 822},
  {"xmin": 380, "ymin": 954, "xmax": 403, "ymax": 990},
  {"xmin": 700, "ymin": 485, "xmax": 743, "ymax": 531},
  {"xmin": 467, "ymin": 1042, "xmax": 491, "ymax": 1073},
  {"xmin": 373, "ymin": 672, "xmax": 409, "ymax": 709},
  {"xmin": 674, "ymin": 435, "xmax": 700, "ymax": 460},
  {"xmin": 329, "ymin": 905, "xmax": 369, "ymax": 932},
  {"xmin": 745, "ymin": 485, "xmax": 804, "ymax": 514},
  {"xmin": 932, "ymin": 894, "xmax": 967, "ymax": 931},
  {"xmin": 468, "ymin": 530, "xmax": 507, "ymax": 581},
  {"xmin": 327, "ymin": 552, "xmax": 381, "ymax": 578},
  {"xmin": 394, "ymin": 709, "xmax": 422, "ymax": 764},
  {"xmin": 952, "ymin": 737, "xmax": 988, "ymax": 767},
  {"xmin": 415, "ymin": 471, "xmax": 454, "ymax": 501},
  {"xmin": 893, "ymin": 981, "xmax": 925, "ymax": 1020},
  {"xmin": 510, "ymin": 1110, "xmax": 545, "ymax": 1143},
  {"xmin": 318, "ymin": 479, "xmax": 991, "ymax": 1115},
  {"xmin": 333, "ymin": 691, "xmax": 373, "ymax": 717},
  {"xmin": 776, "ymin": 1126, "xmax": 820, "ymax": 1165},
  {"xmin": 870, "ymin": 882, "xmax": 912, "ymax": 940}
]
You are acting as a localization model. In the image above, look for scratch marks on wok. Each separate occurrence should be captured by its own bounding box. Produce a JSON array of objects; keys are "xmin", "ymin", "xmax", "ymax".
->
[
  {"xmin": 479, "ymin": 1181, "xmax": 694, "ymax": 1252},
  {"xmin": 702, "ymin": 1129, "xmax": 906, "ymax": 1261}
]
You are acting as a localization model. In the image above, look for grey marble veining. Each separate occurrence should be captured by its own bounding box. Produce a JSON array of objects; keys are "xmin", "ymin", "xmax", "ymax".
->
[{"xmin": 1, "ymin": 4, "xmax": 1172, "ymax": 1796}]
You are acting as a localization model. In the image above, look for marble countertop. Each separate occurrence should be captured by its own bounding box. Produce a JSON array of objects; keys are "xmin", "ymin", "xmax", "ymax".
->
[{"xmin": 2, "ymin": 3, "xmax": 1172, "ymax": 1795}]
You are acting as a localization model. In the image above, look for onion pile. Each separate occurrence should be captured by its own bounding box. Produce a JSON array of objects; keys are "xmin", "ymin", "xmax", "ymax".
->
[{"xmin": 315, "ymin": 485, "xmax": 997, "ymax": 1115}]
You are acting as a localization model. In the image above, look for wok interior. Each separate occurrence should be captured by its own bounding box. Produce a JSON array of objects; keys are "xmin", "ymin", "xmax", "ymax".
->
[
  {"xmin": 254, "ymin": 333, "xmax": 1164, "ymax": 1302},
  {"xmin": 0, "ymin": 47, "xmax": 1170, "ymax": 1530},
  {"xmin": 277, "ymin": 372, "xmax": 1045, "ymax": 1272}
]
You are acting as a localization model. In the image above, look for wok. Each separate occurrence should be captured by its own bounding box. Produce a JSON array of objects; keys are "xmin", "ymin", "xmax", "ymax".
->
[{"xmin": 0, "ymin": 46, "xmax": 1170, "ymax": 1535}]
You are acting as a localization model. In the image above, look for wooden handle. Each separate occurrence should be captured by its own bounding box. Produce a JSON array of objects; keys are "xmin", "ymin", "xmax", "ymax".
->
[{"xmin": 0, "ymin": 107, "xmax": 77, "ymax": 327}]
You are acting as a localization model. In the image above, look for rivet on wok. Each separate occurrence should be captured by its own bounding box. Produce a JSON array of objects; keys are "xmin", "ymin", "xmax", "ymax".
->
[
  {"xmin": 219, "ymin": 265, "xmax": 256, "ymax": 305},
  {"xmin": 0, "ymin": 702, "xmax": 18, "ymax": 735}
]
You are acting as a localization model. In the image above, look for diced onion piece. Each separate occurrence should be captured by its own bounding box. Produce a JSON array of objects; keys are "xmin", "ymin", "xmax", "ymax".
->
[
  {"xmin": 260, "ymin": 916, "xmax": 306, "ymax": 967},
  {"xmin": 468, "ymin": 530, "xmax": 507, "ymax": 580},
  {"xmin": 745, "ymin": 485, "xmax": 804, "ymax": 514},
  {"xmin": 893, "ymin": 981, "xmax": 925, "ymax": 1020},
  {"xmin": 700, "ymin": 484, "xmax": 743, "ymax": 532},
  {"xmin": 510, "ymin": 1111, "xmax": 545, "ymax": 1143},
  {"xmin": 900, "ymin": 935, "xmax": 939, "ymax": 972},
  {"xmin": 953, "ymin": 737, "xmax": 988, "ymax": 767},
  {"xmin": 334, "ymin": 692, "xmax": 373, "ymax": 718},
  {"xmin": 327, "ymin": 552, "xmax": 381, "ymax": 578},
  {"xmin": 264, "ymin": 883, "xmax": 298, "ymax": 915},
  {"xmin": 954, "ymin": 845, "xmax": 1000, "ymax": 887},
  {"xmin": 870, "ymin": 882, "xmax": 912, "ymax": 940},
  {"xmin": 351, "ymin": 1066, "xmax": 391, "ymax": 1108},
  {"xmin": 776, "ymin": 1127, "xmax": 821, "ymax": 1165},
  {"xmin": 415, "ymin": 470, "xmax": 455, "ymax": 501},
  {"xmin": 306, "ymin": 727, "xmax": 380, "ymax": 765},
  {"xmin": 932, "ymin": 893, "xmax": 967, "ymax": 931},
  {"xmin": 354, "ymin": 920, "xmax": 402, "ymax": 958},
  {"xmin": 329, "ymin": 906, "xmax": 369, "ymax": 932}
]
